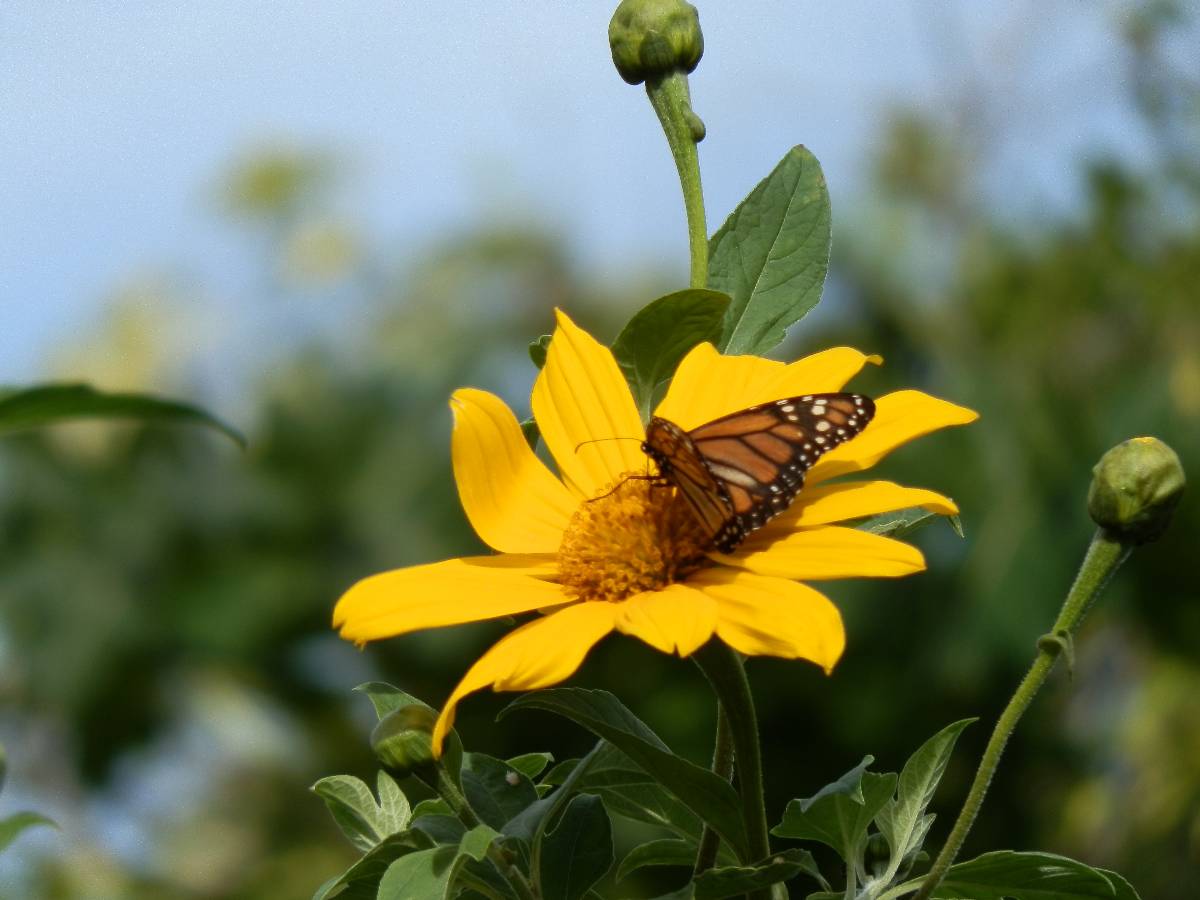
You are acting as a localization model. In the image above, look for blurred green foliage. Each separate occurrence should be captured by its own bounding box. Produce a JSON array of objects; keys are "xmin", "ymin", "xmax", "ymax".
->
[{"xmin": 2, "ymin": 5, "xmax": 1198, "ymax": 898}]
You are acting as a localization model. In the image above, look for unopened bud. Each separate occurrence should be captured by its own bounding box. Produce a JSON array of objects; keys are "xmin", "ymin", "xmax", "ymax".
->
[
  {"xmin": 371, "ymin": 704, "xmax": 436, "ymax": 776},
  {"xmin": 609, "ymin": 0, "xmax": 704, "ymax": 86},
  {"xmin": 1088, "ymin": 436, "xmax": 1185, "ymax": 544}
]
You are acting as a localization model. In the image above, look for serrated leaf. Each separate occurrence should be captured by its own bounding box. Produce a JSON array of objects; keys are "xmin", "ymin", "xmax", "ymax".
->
[
  {"xmin": 887, "ymin": 850, "xmax": 1124, "ymax": 900},
  {"xmin": 694, "ymin": 849, "xmax": 817, "ymax": 900},
  {"xmin": 461, "ymin": 753, "xmax": 539, "ymax": 831},
  {"xmin": 529, "ymin": 335, "xmax": 552, "ymax": 369},
  {"xmin": 875, "ymin": 719, "xmax": 974, "ymax": 879},
  {"xmin": 859, "ymin": 507, "xmax": 963, "ymax": 539},
  {"xmin": 616, "ymin": 838, "xmax": 696, "ymax": 881},
  {"xmin": 708, "ymin": 145, "xmax": 832, "ymax": 355},
  {"xmin": 501, "ymin": 689, "xmax": 749, "ymax": 861},
  {"xmin": 376, "ymin": 825, "xmax": 499, "ymax": 900},
  {"xmin": 311, "ymin": 774, "xmax": 409, "ymax": 852},
  {"xmin": 774, "ymin": 770, "xmax": 896, "ymax": 864},
  {"xmin": 0, "ymin": 811, "xmax": 56, "ymax": 854},
  {"xmin": 508, "ymin": 752, "xmax": 554, "ymax": 781},
  {"xmin": 540, "ymin": 794, "xmax": 613, "ymax": 900},
  {"xmin": 610, "ymin": 289, "xmax": 730, "ymax": 417},
  {"xmin": 0, "ymin": 383, "xmax": 245, "ymax": 447}
]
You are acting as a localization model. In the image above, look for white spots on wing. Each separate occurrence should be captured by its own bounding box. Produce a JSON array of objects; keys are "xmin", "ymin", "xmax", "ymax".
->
[
  {"xmin": 815, "ymin": 420, "xmax": 831, "ymax": 432},
  {"xmin": 814, "ymin": 436, "xmax": 826, "ymax": 445},
  {"xmin": 707, "ymin": 462, "xmax": 759, "ymax": 490}
]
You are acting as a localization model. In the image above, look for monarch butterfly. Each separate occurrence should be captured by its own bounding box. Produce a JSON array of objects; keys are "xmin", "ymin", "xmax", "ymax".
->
[{"xmin": 641, "ymin": 393, "xmax": 875, "ymax": 552}]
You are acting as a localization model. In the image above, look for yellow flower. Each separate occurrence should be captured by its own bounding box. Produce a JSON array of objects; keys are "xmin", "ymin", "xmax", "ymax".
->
[{"xmin": 334, "ymin": 310, "xmax": 978, "ymax": 754}]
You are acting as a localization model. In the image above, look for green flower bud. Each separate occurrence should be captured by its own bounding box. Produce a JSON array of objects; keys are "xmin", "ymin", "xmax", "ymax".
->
[
  {"xmin": 1088, "ymin": 436, "xmax": 1185, "ymax": 544},
  {"xmin": 371, "ymin": 704, "xmax": 436, "ymax": 776},
  {"xmin": 609, "ymin": 0, "xmax": 704, "ymax": 86}
]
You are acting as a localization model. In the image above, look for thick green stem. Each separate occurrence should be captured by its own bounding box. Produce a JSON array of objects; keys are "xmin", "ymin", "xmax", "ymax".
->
[
  {"xmin": 645, "ymin": 71, "xmax": 708, "ymax": 287},
  {"xmin": 431, "ymin": 762, "xmax": 539, "ymax": 900},
  {"xmin": 694, "ymin": 641, "xmax": 771, "ymax": 898},
  {"xmin": 912, "ymin": 530, "xmax": 1130, "ymax": 900},
  {"xmin": 694, "ymin": 704, "xmax": 735, "ymax": 876}
]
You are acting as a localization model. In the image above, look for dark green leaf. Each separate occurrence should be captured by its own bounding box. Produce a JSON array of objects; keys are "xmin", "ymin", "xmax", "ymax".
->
[
  {"xmin": 310, "ymin": 772, "xmax": 410, "ymax": 852},
  {"xmin": 798, "ymin": 756, "xmax": 873, "ymax": 812},
  {"xmin": 411, "ymin": 814, "xmax": 467, "ymax": 846},
  {"xmin": 501, "ymin": 689, "xmax": 749, "ymax": 860},
  {"xmin": 508, "ymin": 752, "xmax": 554, "ymax": 781},
  {"xmin": 539, "ymin": 794, "xmax": 613, "ymax": 900},
  {"xmin": 907, "ymin": 850, "xmax": 1124, "ymax": 900},
  {"xmin": 376, "ymin": 825, "xmax": 498, "ymax": 900},
  {"xmin": 859, "ymin": 507, "xmax": 963, "ymax": 539},
  {"xmin": 694, "ymin": 849, "xmax": 817, "ymax": 900},
  {"xmin": 0, "ymin": 811, "xmax": 56, "ymax": 854},
  {"xmin": 529, "ymin": 335, "xmax": 552, "ymax": 369},
  {"xmin": 520, "ymin": 417, "xmax": 541, "ymax": 450},
  {"xmin": 1098, "ymin": 869, "xmax": 1142, "ymax": 900},
  {"xmin": 504, "ymin": 741, "xmax": 605, "ymax": 844},
  {"xmin": 708, "ymin": 146, "xmax": 832, "ymax": 355},
  {"xmin": 616, "ymin": 838, "xmax": 696, "ymax": 881},
  {"xmin": 610, "ymin": 289, "xmax": 731, "ymax": 416},
  {"xmin": 875, "ymin": 719, "xmax": 975, "ymax": 875},
  {"xmin": 461, "ymin": 753, "xmax": 539, "ymax": 831},
  {"xmin": 313, "ymin": 830, "xmax": 433, "ymax": 900},
  {"xmin": 0, "ymin": 383, "xmax": 244, "ymax": 447},
  {"xmin": 774, "ymin": 769, "xmax": 896, "ymax": 863}
]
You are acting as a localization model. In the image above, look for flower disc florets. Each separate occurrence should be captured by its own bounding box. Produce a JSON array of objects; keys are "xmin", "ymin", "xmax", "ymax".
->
[{"xmin": 557, "ymin": 476, "xmax": 710, "ymax": 602}]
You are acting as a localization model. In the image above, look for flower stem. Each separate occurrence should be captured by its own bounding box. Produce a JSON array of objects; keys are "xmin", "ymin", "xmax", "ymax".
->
[
  {"xmin": 693, "ymin": 704, "xmax": 734, "ymax": 876},
  {"xmin": 694, "ymin": 641, "xmax": 771, "ymax": 896},
  {"xmin": 431, "ymin": 761, "xmax": 539, "ymax": 900},
  {"xmin": 645, "ymin": 72, "xmax": 708, "ymax": 287},
  {"xmin": 912, "ymin": 529, "xmax": 1131, "ymax": 900}
]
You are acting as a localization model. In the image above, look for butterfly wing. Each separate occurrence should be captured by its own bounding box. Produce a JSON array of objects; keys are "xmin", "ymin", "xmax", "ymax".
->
[
  {"xmin": 684, "ymin": 393, "xmax": 875, "ymax": 550},
  {"xmin": 642, "ymin": 418, "xmax": 735, "ymax": 541}
]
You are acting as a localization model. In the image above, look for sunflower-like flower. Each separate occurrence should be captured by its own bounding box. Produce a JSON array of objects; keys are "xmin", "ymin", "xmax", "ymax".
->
[{"xmin": 334, "ymin": 310, "xmax": 977, "ymax": 753}]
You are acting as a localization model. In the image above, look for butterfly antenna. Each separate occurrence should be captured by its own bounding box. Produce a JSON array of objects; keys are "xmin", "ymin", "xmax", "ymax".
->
[{"xmin": 573, "ymin": 435, "xmax": 643, "ymax": 454}]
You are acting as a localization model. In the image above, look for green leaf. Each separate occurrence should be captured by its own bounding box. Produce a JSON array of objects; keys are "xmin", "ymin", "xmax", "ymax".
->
[
  {"xmin": 311, "ymin": 772, "xmax": 411, "ymax": 852},
  {"xmin": 352, "ymin": 682, "xmax": 463, "ymax": 785},
  {"xmin": 539, "ymin": 794, "xmax": 614, "ymax": 900},
  {"xmin": 1098, "ymin": 869, "xmax": 1142, "ymax": 900},
  {"xmin": 694, "ymin": 849, "xmax": 818, "ymax": 900},
  {"xmin": 521, "ymin": 417, "xmax": 541, "ymax": 450},
  {"xmin": 884, "ymin": 850, "xmax": 1126, "ymax": 900},
  {"xmin": 773, "ymin": 767, "xmax": 896, "ymax": 864},
  {"xmin": 529, "ymin": 335, "xmax": 552, "ymax": 369},
  {"xmin": 0, "ymin": 383, "xmax": 245, "ymax": 447},
  {"xmin": 313, "ymin": 830, "xmax": 434, "ymax": 900},
  {"xmin": 461, "ymin": 753, "xmax": 540, "ymax": 831},
  {"xmin": 708, "ymin": 145, "xmax": 832, "ymax": 355},
  {"xmin": 501, "ymin": 689, "xmax": 749, "ymax": 861},
  {"xmin": 616, "ymin": 838, "xmax": 696, "ymax": 881},
  {"xmin": 508, "ymin": 752, "xmax": 555, "ymax": 782},
  {"xmin": 875, "ymin": 719, "xmax": 975, "ymax": 877},
  {"xmin": 859, "ymin": 507, "xmax": 963, "ymax": 539},
  {"xmin": 0, "ymin": 811, "xmax": 56, "ymax": 854},
  {"xmin": 610, "ymin": 289, "xmax": 731, "ymax": 416},
  {"xmin": 376, "ymin": 825, "xmax": 499, "ymax": 900}
]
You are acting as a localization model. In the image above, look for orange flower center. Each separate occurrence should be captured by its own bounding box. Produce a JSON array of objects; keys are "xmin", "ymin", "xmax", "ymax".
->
[{"xmin": 557, "ymin": 475, "xmax": 711, "ymax": 602}]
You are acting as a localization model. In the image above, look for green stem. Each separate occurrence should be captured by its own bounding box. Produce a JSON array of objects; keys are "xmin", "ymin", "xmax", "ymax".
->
[
  {"xmin": 694, "ymin": 704, "xmax": 735, "ymax": 877},
  {"xmin": 431, "ymin": 761, "xmax": 539, "ymax": 900},
  {"xmin": 912, "ymin": 530, "xmax": 1130, "ymax": 900},
  {"xmin": 694, "ymin": 641, "xmax": 771, "ymax": 898},
  {"xmin": 646, "ymin": 71, "xmax": 708, "ymax": 287}
]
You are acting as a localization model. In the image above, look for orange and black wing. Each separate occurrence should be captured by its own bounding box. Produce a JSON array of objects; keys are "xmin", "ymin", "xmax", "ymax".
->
[
  {"xmin": 683, "ymin": 393, "xmax": 875, "ymax": 550},
  {"xmin": 642, "ymin": 417, "xmax": 734, "ymax": 541}
]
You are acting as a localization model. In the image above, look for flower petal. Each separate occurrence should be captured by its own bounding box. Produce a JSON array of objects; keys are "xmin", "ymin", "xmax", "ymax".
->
[
  {"xmin": 654, "ymin": 343, "xmax": 880, "ymax": 430},
  {"xmin": 531, "ymin": 309, "xmax": 645, "ymax": 498},
  {"xmin": 690, "ymin": 568, "xmax": 845, "ymax": 672},
  {"xmin": 762, "ymin": 480, "xmax": 958, "ymax": 533},
  {"xmin": 451, "ymin": 388, "xmax": 577, "ymax": 553},
  {"xmin": 809, "ymin": 390, "xmax": 978, "ymax": 484},
  {"xmin": 333, "ymin": 555, "xmax": 568, "ymax": 643},
  {"xmin": 712, "ymin": 525, "xmax": 926, "ymax": 580},
  {"xmin": 432, "ymin": 602, "xmax": 618, "ymax": 754},
  {"xmin": 615, "ymin": 584, "xmax": 717, "ymax": 657}
]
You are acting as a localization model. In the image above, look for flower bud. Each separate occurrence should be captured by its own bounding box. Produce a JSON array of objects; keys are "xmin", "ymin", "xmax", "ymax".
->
[
  {"xmin": 1088, "ymin": 436, "xmax": 1185, "ymax": 544},
  {"xmin": 609, "ymin": 0, "xmax": 704, "ymax": 86},
  {"xmin": 371, "ymin": 704, "xmax": 436, "ymax": 776}
]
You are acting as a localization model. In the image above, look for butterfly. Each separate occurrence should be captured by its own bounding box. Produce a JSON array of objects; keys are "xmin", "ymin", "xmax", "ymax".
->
[{"xmin": 641, "ymin": 393, "xmax": 875, "ymax": 552}]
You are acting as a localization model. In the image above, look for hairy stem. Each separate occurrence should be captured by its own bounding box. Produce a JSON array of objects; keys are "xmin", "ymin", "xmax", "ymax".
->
[{"xmin": 694, "ymin": 705, "xmax": 735, "ymax": 876}]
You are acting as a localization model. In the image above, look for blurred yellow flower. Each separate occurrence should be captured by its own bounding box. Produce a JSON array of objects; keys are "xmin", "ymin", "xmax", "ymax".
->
[{"xmin": 334, "ymin": 310, "xmax": 977, "ymax": 753}]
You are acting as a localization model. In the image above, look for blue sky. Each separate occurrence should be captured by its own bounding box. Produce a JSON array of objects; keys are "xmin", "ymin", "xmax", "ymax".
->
[{"xmin": 0, "ymin": 2, "xmax": 1147, "ymax": 383}]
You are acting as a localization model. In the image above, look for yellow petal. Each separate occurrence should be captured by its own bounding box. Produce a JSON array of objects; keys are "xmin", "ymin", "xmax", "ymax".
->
[
  {"xmin": 451, "ymin": 388, "xmax": 577, "ymax": 553},
  {"xmin": 691, "ymin": 568, "xmax": 845, "ymax": 672},
  {"xmin": 432, "ymin": 602, "xmax": 618, "ymax": 754},
  {"xmin": 712, "ymin": 525, "xmax": 926, "ymax": 580},
  {"xmin": 809, "ymin": 390, "xmax": 978, "ymax": 484},
  {"xmin": 654, "ymin": 344, "xmax": 880, "ymax": 430},
  {"xmin": 333, "ymin": 555, "xmax": 569, "ymax": 643},
  {"xmin": 763, "ymin": 480, "xmax": 958, "ymax": 532},
  {"xmin": 531, "ymin": 309, "xmax": 646, "ymax": 498},
  {"xmin": 615, "ymin": 584, "xmax": 717, "ymax": 657}
]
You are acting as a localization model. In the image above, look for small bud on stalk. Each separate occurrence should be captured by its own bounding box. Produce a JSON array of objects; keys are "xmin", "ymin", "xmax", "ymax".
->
[
  {"xmin": 371, "ymin": 704, "xmax": 436, "ymax": 776},
  {"xmin": 609, "ymin": 0, "xmax": 704, "ymax": 85},
  {"xmin": 1088, "ymin": 436, "xmax": 1185, "ymax": 544}
]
